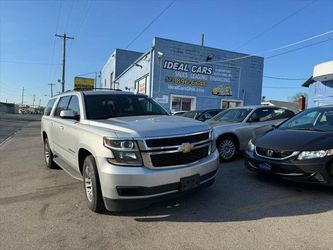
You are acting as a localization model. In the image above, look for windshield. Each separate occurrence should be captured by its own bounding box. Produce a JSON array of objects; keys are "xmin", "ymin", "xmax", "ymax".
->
[
  {"xmin": 209, "ymin": 108, "xmax": 252, "ymax": 123},
  {"xmin": 182, "ymin": 111, "xmax": 199, "ymax": 119},
  {"xmin": 279, "ymin": 108, "xmax": 333, "ymax": 132},
  {"xmin": 85, "ymin": 94, "xmax": 169, "ymax": 119}
]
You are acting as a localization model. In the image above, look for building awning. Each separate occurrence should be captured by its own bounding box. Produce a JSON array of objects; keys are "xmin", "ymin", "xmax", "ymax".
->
[{"xmin": 302, "ymin": 76, "xmax": 315, "ymax": 87}]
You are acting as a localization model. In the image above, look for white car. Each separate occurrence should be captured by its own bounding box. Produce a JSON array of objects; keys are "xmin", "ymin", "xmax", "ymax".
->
[
  {"xmin": 208, "ymin": 105, "xmax": 295, "ymax": 161},
  {"xmin": 41, "ymin": 90, "xmax": 219, "ymax": 212}
]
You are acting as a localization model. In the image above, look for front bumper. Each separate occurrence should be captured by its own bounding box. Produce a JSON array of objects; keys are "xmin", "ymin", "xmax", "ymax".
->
[
  {"xmin": 96, "ymin": 149, "xmax": 219, "ymax": 211},
  {"xmin": 244, "ymin": 151, "xmax": 333, "ymax": 185}
]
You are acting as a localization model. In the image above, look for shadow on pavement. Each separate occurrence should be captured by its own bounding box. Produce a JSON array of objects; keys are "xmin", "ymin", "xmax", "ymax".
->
[{"xmin": 104, "ymin": 160, "xmax": 333, "ymax": 223}]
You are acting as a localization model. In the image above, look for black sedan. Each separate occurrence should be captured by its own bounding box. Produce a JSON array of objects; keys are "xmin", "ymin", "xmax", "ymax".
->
[
  {"xmin": 180, "ymin": 109, "xmax": 223, "ymax": 122},
  {"xmin": 245, "ymin": 106, "xmax": 333, "ymax": 186}
]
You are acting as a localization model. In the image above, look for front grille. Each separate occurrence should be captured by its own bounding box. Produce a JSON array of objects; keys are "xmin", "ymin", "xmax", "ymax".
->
[
  {"xmin": 146, "ymin": 132, "xmax": 209, "ymax": 148},
  {"xmin": 256, "ymin": 147, "xmax": 294, "ymax": 159},
  {"xmin": 150, "ymin": 146, "xmax": 209, "ymax": 167}
]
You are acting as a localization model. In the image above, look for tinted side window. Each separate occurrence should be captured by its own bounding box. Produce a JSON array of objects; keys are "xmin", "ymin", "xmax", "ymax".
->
[
  {"xmin": 200, "ymin": 111, "xmax": 215, "ymax": 121},
  {"xmin": 271, "ymin": 108, "xmax": 295, "ymax": 120},
  {"xmin": 208, "ymin": 110, "xmax": 220, "ymax": 117},
  {"xmin": 250, "ymin": 108, "xmax": 274, "ymax": 122},
  {"xmin": 67, "ymin": 96, "xmax": 80, "ymax": 116},
  {"xmin": 54, "ymin": 96, "xmax": 71, "ymax": 117},
  {"xmin": 44, "ymin": 99, "xmax": 56, "ymax": 116}
]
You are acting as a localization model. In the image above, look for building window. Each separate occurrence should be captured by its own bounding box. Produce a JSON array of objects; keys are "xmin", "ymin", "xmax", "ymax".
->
[
  {"xmin": 134, "ymin": 74, "xmax": 149, "ymax": 94},
  {"xmin": 221, "ymin": 99, "xmax": 243, "ymax": 109},
  {"xmin": 171, "ymin": 95, "xmax": 196, "ymax": 112}
]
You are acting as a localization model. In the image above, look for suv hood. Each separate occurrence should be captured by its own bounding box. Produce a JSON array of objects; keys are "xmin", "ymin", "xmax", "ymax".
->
[
  {"xmin": 88, "ymin": 115, "xmax": 211, "ymax": 138},
  {"xmin": 255, "ymin": 129, "xmax": 333, "ymax": 151}
]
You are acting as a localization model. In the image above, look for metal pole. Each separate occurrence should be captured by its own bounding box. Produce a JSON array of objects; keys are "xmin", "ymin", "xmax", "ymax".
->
[
  {"xmin": 55, "ymin": 33, "xmax": 74, "ymax": 92},
  {"xmin": 62, "ymin": 34, "xmax": 66, "ymax": 92},
  {"xmin": 21, "ymin": 87, "xmax": 24, "ymax": 106},
  {"xmin": 48, "ymin": 83, "xmax": 55, "ymax": 97}
]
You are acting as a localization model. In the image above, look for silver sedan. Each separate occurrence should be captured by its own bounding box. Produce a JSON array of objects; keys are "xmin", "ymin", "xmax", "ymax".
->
[{"xmin": 208, "ymin": 105, "xmax": 295, "ymax": 161}]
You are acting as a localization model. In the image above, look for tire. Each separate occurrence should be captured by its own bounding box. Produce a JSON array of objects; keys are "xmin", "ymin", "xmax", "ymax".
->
[
  {"xmin": 83, "ymin": 155, "xmax": 105, "ymax": 213},
  {"xmin": 43, "ymin": 138, "xmax": 58, "ymax": 169},
  {"xmin": 217, "ymin": 136, "xmax": 239, "ymax": 162}
]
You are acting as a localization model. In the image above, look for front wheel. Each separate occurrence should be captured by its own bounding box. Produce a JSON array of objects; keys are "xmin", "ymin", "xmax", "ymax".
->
[
  {"xmin": 83, "ymin": 155, "xmax": 105, "ymax": 213},
  {"xmin": 43, "ymin": 138, "xmax": 57, "ymax": 169},
  {"xmin": 217, "ymin": 136, "xmax": 239, "ymax": 162}
]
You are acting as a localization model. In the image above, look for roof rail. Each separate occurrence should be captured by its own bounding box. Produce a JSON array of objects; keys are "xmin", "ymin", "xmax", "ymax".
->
[{"xmin": 73, "ymin": 88, "xmax": 123, "ymax": 91}]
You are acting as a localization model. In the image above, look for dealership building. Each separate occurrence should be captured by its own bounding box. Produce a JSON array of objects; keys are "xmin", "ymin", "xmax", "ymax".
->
[{"xmin": 101, "ymin": 37, "xmax": 264, "ymax": 112}]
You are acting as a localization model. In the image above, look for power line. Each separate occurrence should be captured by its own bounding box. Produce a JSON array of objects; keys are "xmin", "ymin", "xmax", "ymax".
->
[
  {"xmin": 263, "ymin": 86, "xmax": 304, "ymax": 89},
  {"xmin": 0, "ymin": 60, "xmax": 56, "ymax": 65},
  {"xmin": 63, "ymin": 0, "xmax": 75, "ymax": 32},
  {"xmin": 166, "ymin": 29, "xmax": 333, "ymax": 65},
  {"xmin": 67, "ymin": 0, "xmax": 93, "ymax": 55},
  {"xmin": 264, "ymin": 76, "xmax": 308, "ymax": 81},
  {"xmin": 47, "ymin": 0, "xmax": 63, "ymax": 84},
  {"xmin": 125, "ymin": 0, "xmax": 177, "ymax": 49},
  {"xmin": 235, "ymin": 0, "xmax": 318, "ymax": 50},
  {"xmin": 265, "ymin": 37, "xmax": 333, "ymax": 60},
  {"xmin": 268, "ymin": 29, "xmax": 333, "ymax": 53}
]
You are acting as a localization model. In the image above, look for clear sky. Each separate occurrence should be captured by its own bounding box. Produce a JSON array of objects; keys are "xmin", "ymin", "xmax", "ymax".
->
[{"xmin": 0, "ymin": 0, "xmax": 332, "ymax": 106}]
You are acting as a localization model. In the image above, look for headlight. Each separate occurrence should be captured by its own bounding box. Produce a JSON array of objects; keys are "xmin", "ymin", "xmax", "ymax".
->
[
  {"xmin": 297, "ymin": 149, "xmax": 333, "ymax": 160},
  {"xmin": 210, "ymin": 130, "xmax": 216, "ymax": 153},
  {"xmin": 246, "ymin": 139, "xmax": 255, "ymax": 153},
  {"xmin": 103, "ymin": 138, "xmax": 143, "ymax": 166}
]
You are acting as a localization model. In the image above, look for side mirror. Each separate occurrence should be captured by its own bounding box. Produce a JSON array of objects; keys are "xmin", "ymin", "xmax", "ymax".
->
[{"xmin": 60, "ymin": 110, "xmax": 79, "ymax": 120}]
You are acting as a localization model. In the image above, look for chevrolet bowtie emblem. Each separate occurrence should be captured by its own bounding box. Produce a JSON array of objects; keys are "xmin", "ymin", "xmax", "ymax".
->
[{"xmin": 180, "ymin": 143, "xmax": 193, "ymax": 153}]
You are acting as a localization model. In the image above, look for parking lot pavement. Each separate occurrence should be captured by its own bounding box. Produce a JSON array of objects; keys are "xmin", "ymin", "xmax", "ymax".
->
[
  {"xmin": 0, "ymin": 113, "xmax": 41, "ymax": 144},
  {"xmin": 1, "ymin": 121, "xmax": 333, "ymax": 250}
]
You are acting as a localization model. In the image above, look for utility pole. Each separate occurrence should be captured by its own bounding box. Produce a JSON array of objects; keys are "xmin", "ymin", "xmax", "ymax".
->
[
  {"xmin": 55, "ymin": 33, "xmax": 74, "ymax": 93},
  {"xmin": 21, "ymin": 87, "xmax": 25, "ymax": 106},
  {"xmin": 32, "ymin": 94, "xmax": 35, "ymax": 108},
  {"xmin": 48, "ymin": 83, "xmax": 55, "ymax": 97},
  {"xmin": 39, "ymin": 99, "xmax": 41, "ymax": 107}
]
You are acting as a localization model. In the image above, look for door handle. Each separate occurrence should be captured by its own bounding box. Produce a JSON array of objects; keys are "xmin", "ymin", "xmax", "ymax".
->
[{"xmin": 60, "ymin": 126, "xmax": 64, "ymax": 130}]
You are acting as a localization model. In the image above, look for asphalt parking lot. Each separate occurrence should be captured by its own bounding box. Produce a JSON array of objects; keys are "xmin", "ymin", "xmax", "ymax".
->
[
  {"xmin": 0, "ymin": 113, "xmax": 41, "ymax": 144},
  {"xmin": 1, "ymin": 118, "xmax": 333, "ymax": 250}
]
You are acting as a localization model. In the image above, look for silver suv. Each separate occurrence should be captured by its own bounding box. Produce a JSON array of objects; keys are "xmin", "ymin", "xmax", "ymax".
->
[{"xmin": 41, "ymin": 91, "xmax": 219, "ymax": 212}]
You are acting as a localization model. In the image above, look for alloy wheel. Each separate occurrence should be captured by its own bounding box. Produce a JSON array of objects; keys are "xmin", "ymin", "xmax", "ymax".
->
[
  {"xmin": 219, "ymin": 139, "xmax": 236, "ymax": 160},
  {"xmin": 84, "ymin": 166, "xmax": 94, "ymax": 202},
  {"xmin": 44, "ymin": 141, "xmax": 50, "ymax": 165}
]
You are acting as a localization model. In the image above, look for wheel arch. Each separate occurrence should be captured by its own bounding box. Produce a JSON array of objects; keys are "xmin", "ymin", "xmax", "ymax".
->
[
  {"xmin": 78, "ymin": 148, "xmax": 93, "ymax": 175},
  {"xmin": 42, "ymin": 131, "xmax": 47, "ymax": 141}
]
